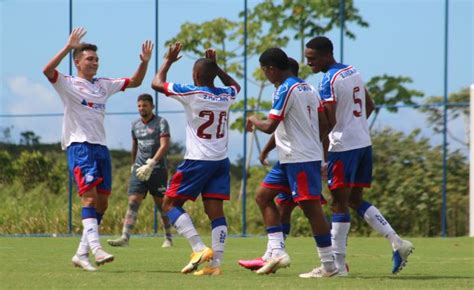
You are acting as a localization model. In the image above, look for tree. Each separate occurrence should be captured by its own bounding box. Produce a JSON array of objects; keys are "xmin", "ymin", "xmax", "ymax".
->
[
  {"xmin": 420, "ymin": 87, "xmax": 469, "ymax": 147},
  {"xmin": 366, "ymin": 75, "xmax": 424, "ymax": 130},
  {"xmin": 19, "ymin": 131, "xmax": 41, "ymax": 146}
]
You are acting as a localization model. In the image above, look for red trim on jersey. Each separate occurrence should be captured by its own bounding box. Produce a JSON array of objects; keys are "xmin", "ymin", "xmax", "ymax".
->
[
  {"xmin": 322, "ymin": 100, "xmax": 337, "ymax": 104},
  {"xmin": 120, "ymin": 78, "xmax": 130, "ymax": 91},
  {"xmin": 141, "ymin": 114, "xmax": 155, "ymax": 125},
  {"xmin": 261, "ymin": 182, "xmax": 291, "ymax": 194},
  {"xmin": 202, "ymin": 193, "xmax": 230, "ymax": 200},
  {"xmin": 163, "ymin": 82, "xmax": 173, "ymax": 96},
  {"xmin": 160, "ymin": 133, "xmax": 171, "ymax": 138},
  {"xmin": 268, "ymin": 113, "xmax": 284, "ymax": 120},
  {"xmin": 48, "ymin": 70, "xmax": 59, "ymax": 83},
  {"xmin": 329, "ymin": 66, "xmax": 353, "ymax": 102},
  {"xmin": 74, "ymin": 166, "xmax": 103, "ymax": 196}
]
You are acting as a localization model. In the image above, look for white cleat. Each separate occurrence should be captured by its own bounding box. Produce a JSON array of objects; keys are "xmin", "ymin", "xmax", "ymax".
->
[
  {"xmin": 392, "ymin": 240, "xmax": 414, "ymax": 274},
  {"xmin": 107, "ymin": 237, "xmax": 129, "ymax": 247},
  {"xmin": 72, "ymin": 254, "xmax": 96, "ymax": 272},
  {"xmin": 299, "ymin": 266, "xmax": 339, "ymax": 278},
  {"xmin": 255, "ymin": 253, "xmax": 290, "ymax": 275},
  {"xmin": 336, "ymin": 263, "xmax": 350, "ymax": 277},
  {"xmin": 94, "ymin": 248, "xmax": 114, "ymax": 266},
  {"xmin": 161, "ymin": 239, "xmax": 173, "ymax": 248}
]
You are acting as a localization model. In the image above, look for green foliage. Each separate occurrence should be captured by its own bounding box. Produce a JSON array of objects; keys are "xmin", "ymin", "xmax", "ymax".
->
[
  {"xmin": 0, "ymin": 150, "xmax": 15, "ymax": 184},
  {"xmin": 420, "ymin": 88, "xmax": 469, "ymax": 146}
]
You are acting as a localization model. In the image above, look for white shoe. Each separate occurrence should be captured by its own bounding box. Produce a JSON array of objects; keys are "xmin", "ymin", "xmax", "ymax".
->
[
  {"xmin": 299, "ymin": 266, "xmax": 338, "ymax": 278},
  {"xmin": 256, "ymin": 253, "xmax": 290, "ymax": 275},
  {"xmin": 161, "ymin": 239, "xmax": 173, "ymax": 248},
  {"xmin": 94, "ymin": 248, "xmax": 114, "ymax": 266},
  {"xmin": 392, "ymin": 240, "xmax": 414, "ymax": 274},
  {"xmin": 72, "ymin": 254, "xmax": 96, "ymax": 272},
  {"xmin": 336, "ymin": 263, "xmax": 350, "ymax": 277},
  {"xmin": 107, "ymin": 237, "xmax": 129, "ymax": 247}
]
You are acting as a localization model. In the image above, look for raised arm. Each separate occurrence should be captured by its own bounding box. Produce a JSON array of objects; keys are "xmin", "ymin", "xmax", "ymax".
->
[
  {"xmin": 151, "ymin": 42, "xmax": 182, "ymax": 93},
  {"xmin": 205, "ymin": 48, "xmax": 241, "ymax": 93},
  {"xmin": 127, "ymin": 40, "xmax": 154, "ymax": 88},
  {"xmin": 246, "ymin": 115, "xmax": 280, "ymax": 135},
  {"xmin": 42, "ymin": 27, "xmax": 86, "ymax": 79}
]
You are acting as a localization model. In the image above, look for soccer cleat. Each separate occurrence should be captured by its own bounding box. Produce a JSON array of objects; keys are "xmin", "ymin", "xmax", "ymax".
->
[
  {"xmin": 392, "ymin": 240, "xmax": 414, "ymax": 274},
  {"xmin": 181, "ymin": 247, "xmax": 213, "ymax": 274},
  {"xmin": 72, "ymin": 254, "xmax": 96, "ymax": 272},
  {"xmin": 336, "ymin": 263, "xmax": 350, "ymax": 277},
  {"xmin": 255, "ymin": 253, "xmax": 290, "ymax": 275},
  {"xmin": 107, "ymin": 237, "xmax": 129, "ymax": 247},
  {"xmin": 161, "ymin": 239, "xmax": 173, "ymax": 248},
  {"xmin": 238, "ymin": 257, "xmax": 265, "ymax": 271},
  {"xmin": 299, "ymin": 266, "xmax": 339, "ymax": 278},
  {"xmin": 193, "ymin": 266, "xmax": 222, "ymax": 276},
  {"xmin": 94, "ymin": 248, "xmax": 114, "ymax": 266}
]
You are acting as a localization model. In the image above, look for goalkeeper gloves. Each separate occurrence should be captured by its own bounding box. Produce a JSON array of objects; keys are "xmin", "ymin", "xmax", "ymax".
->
[{"xmin": 136, "ymin": 158, "xmax": 156, "ymax": 181}]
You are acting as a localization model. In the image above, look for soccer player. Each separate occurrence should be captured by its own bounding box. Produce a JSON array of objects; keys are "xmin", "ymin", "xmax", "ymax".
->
[
  {"xmin": 246, "ymin": 48, "xmax": 338, "ymax": 278},
  {"xmin": 238, "ymin": 58, "xmax": 300, "ymax": 271},
  {"xmin": 304, "ymin": 36, "xmax": 414, "ymax": 275},
  {"xmin": 151, "ymin": 43, "xmax": 240, "ymax": 276},
  {"xmin": 107, "ymin": 93, "xmax": 173, "ymax": 248},
  {"xmin": 42, "ymin": 27, "xmax": 153, "ymax": 271}
]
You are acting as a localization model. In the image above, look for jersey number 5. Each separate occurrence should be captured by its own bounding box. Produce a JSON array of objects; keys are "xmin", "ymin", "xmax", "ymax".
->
[
  {"xmin": 352, "ymin": 86, "xmax": 362, "ymax": 117},
  {"xmin": 197, "ymin": 111, "xmax": 227, "ymax": 139}
]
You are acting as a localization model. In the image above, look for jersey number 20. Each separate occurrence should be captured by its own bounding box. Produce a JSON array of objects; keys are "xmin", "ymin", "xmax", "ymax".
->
[{"xmin": 197, "ymin": 111, "xmax": 227, "ymax": 139}]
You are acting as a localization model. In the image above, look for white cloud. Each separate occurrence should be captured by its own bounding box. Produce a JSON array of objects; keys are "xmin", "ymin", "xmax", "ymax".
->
[{"xmin": 6, "ymin": 75, "xmax": 63, "ymax": 114}]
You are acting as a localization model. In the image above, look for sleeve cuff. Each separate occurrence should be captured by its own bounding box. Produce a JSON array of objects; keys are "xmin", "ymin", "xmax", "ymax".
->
[
  {"xmin": 48, "ymin": 70, "xmax": 59, "ymax": 83},
  {"xmin": 268, "ymin": 114, "xmax": 284, "ymax": 121},
  {"xmin": 120, "ymin": 78, "xmax": 131, "ymax": 91}
]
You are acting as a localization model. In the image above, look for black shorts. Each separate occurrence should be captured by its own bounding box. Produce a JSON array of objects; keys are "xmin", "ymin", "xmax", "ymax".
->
[{"xmin": 128, "ymin": 167, "xmax": 168, "ymax": 197}]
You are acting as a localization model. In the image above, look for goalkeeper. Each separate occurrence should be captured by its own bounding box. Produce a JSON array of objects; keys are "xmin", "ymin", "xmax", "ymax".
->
[{"xmin": 108, "ymin": 93, "xmax": 173, "ymax": 248}]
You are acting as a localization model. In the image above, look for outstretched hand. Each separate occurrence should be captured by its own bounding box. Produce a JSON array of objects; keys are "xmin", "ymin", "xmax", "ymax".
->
[
  {"xmin": 165, "ymin": 42, "xmax": 182, "ymax": 63},
  {"xmin": 67, "ymin": 27, "xmax": 87, "ymax": 49},
  {"xmin": 205, "ymin": 48, "xmax": 217, "ymax": 62},
  {"xmin": 140, "ymin": 40, "xmax": 154, "ymax": 63}
]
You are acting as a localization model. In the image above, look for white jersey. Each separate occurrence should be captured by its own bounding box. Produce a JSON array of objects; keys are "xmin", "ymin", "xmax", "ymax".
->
[
  {"xmin": 319, "ymin": 64, "xmax": 372, "ymax": 152},
  {"xmin": 269, "ymin": 76, "xmax": 324, "ymax": 164},
  {"xmin": 48, "ymin": 70, "xmax": 129, "ymax": 149},
  {"xmin": 163, "ymin": 82, "xmax": 238, "ymax": 160}
]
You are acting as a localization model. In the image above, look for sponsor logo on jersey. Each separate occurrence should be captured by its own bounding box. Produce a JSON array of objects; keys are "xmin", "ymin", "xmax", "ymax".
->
[{"xmin": 81, "ymin": 99, "xmax": 106, "ymax": 111}]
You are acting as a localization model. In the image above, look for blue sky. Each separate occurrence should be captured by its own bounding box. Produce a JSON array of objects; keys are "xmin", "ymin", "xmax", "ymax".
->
[{"xmin": 1, "ymin": 0, "xmax": 472, "ymax": 163}]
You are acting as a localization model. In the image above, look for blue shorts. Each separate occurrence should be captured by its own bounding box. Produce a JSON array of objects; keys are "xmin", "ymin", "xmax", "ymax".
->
[
  {"xmin": 327, "ymin": 146, "xmax": 372, "ymax": 190},
  {"xmin": 165, "ymin": 158, "xmax": 230, "ymax": 201},
  {"xmin": 275, "ymin": 192, "xmax": 298, "ymax": 207},
  {"xmin": 67, "ymin": 142, "xmax": 112, "ymax": 196},
  {"xmin": 262, "ymin": 161, "xmax": 322, "ymax": 203}
]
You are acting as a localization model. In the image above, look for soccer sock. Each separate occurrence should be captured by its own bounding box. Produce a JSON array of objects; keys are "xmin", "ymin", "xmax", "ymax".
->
[
  {"xmin": 357, "ymin": 201, "xmax": 402, "ymax": 250},
  {"xmin": 331, "ymin": 213, "xmax": 351, "ymax": 271},
  {"xmin": 168, "ymin": 207, "xmax": 206, "ymax": 252},
  {"xmin": 121, "ymin": 201, "xmax": 140, "ymax": 240},
  {"xmin": 281, "ymin": 223, "xmax": 291, "ymax": 239},
  {"xmin": 96, "ymin": 212, "xmax": 104, "ymax": 225},
  {"xmin": 210, "ymin": 217, "xmax": 227, "ymax": 267},
  {"xmin": 81, "ymin": 207, "xmax": 101, "ymax": 255},
  {"xmin": 161, "ymin": 214, "xmax": 173, "ymax": 240},
  {"xmin": 266, "ymin": 226, "xmax": 286, "ymax": 257},
  {"xmin": 314, "ymin": 234, "xmax": 336, "ymax": 272},
  {"xmin": 76, "ymin": 230, "xmax": 89, "ymax": 256},
  {"xmin": 262, "ymin": 240, "xmax": 272, "ymax": 261}
]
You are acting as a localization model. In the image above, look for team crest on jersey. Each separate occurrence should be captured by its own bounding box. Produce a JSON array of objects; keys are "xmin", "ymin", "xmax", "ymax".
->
[{"xmin": 81, "ymin": 99, "xmax": 106, "ymax": 111}]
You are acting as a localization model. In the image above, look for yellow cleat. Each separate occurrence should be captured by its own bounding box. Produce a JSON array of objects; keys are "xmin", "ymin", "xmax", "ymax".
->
[
  {"xmin": 181, "ymin": 247, "xmax": 213, "ymax": 274},
  {"xmin": 193, "ymin": 266, "xmax": 222, "ymax": 276}
]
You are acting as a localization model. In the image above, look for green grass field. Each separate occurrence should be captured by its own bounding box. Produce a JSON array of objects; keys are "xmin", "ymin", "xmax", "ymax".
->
[{"xmin": 0, "ymin": 236, "xmax": 473, "ymax": 289}]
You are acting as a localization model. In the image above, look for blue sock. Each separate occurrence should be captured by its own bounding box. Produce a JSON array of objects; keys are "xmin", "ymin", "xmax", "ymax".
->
[
  {"xmin": 332, "ymin": 213, "xmax": 350, "ymax": 223},
  {"xmin": 314, "ymin": 234, "xmax": 332, "ymax": 248},
  {"xmin": 81, "ymin": 207, "xmax": 96, "ymax": 220},
  {"xmin": 281, "ymin": 223, "xmax": 291, "ymax": 238},
  {"xmin": 356, "ymin": 201, "xmax": 372, "ymax": 218},
  {"xmin": 211, "ymin": 217, "xmax": 227, "ymax": 229},
  {"xmin": 167, "ymin": 207, "xmax": 186, "ymax": 225},
  {"xmin": 96, "ymin": 212, "xmax": 104, "ymax": 225},
  {"xmin": 266, "ymin": 225, "xmax": 282, "ymax": 234}
]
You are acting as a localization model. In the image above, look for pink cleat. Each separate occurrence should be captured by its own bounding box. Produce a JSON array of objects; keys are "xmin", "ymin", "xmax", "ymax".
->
[{"xmin": 238, "ymin": 257, "xmax": 266, "ymax": 271}]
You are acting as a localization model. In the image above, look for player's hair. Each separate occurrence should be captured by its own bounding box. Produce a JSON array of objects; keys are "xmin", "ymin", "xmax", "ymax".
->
[
  {"xmin": 137, "ymin": 93, "xmax": 154, "ymax": 104},
  {"xmin": 259, "ymin": 48, "xmax": 289, "ymax": 70},
  {"xmin": 194, "ymin": 58, "xmax": 218, "ymax": 83},
  {"xmin": 288, "ymin": 57, "xmax": 299, "ymax": 76},
  {"xmin": 305, "ymin": 36, "xmax": 333, "ymax": 54},
  {"xmin": 72, "ymin": 43, "xmax": 98, "ymax": 60}
]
